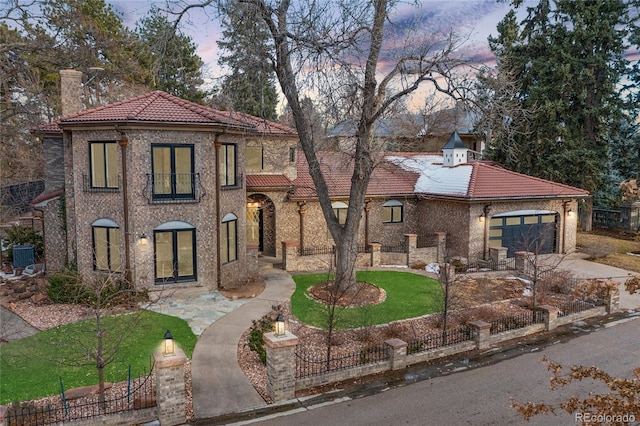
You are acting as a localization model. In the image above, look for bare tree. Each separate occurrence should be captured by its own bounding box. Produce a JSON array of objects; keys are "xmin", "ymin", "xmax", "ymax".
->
[{"xmin": 170, "ymin": 0, "xmax": 467, "ymax": 291}]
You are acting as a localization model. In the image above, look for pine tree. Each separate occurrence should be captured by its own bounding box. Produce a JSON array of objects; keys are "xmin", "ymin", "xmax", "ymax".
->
[
  {"xmin": 216, "ymin": 2, "xmax": 278, "ymax": 120},
  {"xmin": 484, "ymin": 0, "xmax": 635, "ymax": 200}
]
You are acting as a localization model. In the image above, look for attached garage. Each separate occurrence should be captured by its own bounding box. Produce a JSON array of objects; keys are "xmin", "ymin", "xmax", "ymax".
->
[{"xmin": 489, "ymin": 210, "xmax": 558, "ymax": 257}]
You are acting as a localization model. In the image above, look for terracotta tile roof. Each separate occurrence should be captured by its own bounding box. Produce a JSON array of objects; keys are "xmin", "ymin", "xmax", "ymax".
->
[
  {"xmin": 59, "ymin": 91, "xmax": 253, "ymax": 129},
  {"xmin": 467, "ymin": 161, "xmax": 590, "ymax": 199},
  {"xmin": 31, "ymin": 189, "xmax": 64, "ymax": 205},
  {"xmin": 246, "ymin": 174, "xmax": 293, "ymax": 188},
  {"xmin": 220, "ymin": 111, "xmax": 298, "ymax": 136},
  {"xmin": 290, "ymin": 151, "xmax": 419, "ymax": 198},
  {"xmin": 386, "ymin": 154, "xmax": 590, "ymax": 199},
  {"xmin": 33, "ymin": 92, "xmax": 299, "ymax": 137}
]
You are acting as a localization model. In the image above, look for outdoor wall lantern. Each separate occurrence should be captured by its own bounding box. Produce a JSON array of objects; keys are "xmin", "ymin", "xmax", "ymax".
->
[
  {"xmin": 163, "ymin": 329, "xmax": 175, "ymax": 356},
  {"xmin": 140, "ymin": 233, "xmax": 148, "ymax": 245},
  {"xmin": 274, "ymin": 313, "xmax": 285, "ymax": 336}
]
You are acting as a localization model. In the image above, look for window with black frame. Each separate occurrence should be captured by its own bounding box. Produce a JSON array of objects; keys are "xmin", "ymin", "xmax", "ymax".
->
[
  {"xmin": 220, "ymin": 143, "xmax": 237, "ymax": 187},
  {"xmin": 154, "ymin": 221, "xmax": 196, "ymax": 283},
  {"xmin": 92, "ymin": 218, "xmax": 121, "ymax": 271},
  {"xmin": 151, "ymin": 145, "xmax": 195, "ymax": 200},
  {"xmin": 89, "ymin": 141, "xmax": 118, "ymax": 189}
]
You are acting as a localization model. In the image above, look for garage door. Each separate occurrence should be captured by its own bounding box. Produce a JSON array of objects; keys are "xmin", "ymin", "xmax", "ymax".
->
[{"xmin": 489, "ymin": 211, "xmax": 557, "ymax": 257}]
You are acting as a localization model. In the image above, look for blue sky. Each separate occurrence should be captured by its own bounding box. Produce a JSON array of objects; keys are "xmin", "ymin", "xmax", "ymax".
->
[{"xmin": 108, "ymin": 0, "xmax": 513, "ymax": 82}]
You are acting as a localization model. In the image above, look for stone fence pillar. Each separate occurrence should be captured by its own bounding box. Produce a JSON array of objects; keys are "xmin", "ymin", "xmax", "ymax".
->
[
  {"xmin": 153, "ymin": 348, "xmax": 188, "ymax": 426},
  {"xmin": 515, "ymin": 251, "xmax": 534, "ymax": 275},
  {"xmin": 369, "ymin": 242, "xmax": 381, "ymax": 267},
  {"xmin": 404, "ymin": 234, "xmax": 417, "ymax": 267},
  {"xmin": 538, "ymin": 305, "xmax": 559, "ymax": 331},
  {"xmin": 469, "ymin": 320, "xmax": 491, "ymax": 350},
  {"xmin": 281, "ymin": 240, "xmax": 298, "ymax": 271},
  {"xmin": 247, "ymin": 243, "xmax": 259, "ymax": 275},
  {"xmin": 600, "ymin": 279, "xmax": 620, "ymax": 313},
  {"xmin": 264, "ymin": 331, "xmax": 299, "ymax": 402},
  {"xmin": 489, "ymin": 247, "xmax": 508, "ymax": 269},
  {"xmin": 435, "ymin": 232, "xmax": 447, "ymax": 263},
  {"xmin": 385, "ymin": 338, "xmax": 408, "ymax": 370}
]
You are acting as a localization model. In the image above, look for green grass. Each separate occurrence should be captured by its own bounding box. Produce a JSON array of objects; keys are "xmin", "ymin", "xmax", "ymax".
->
[
  {"xmin": 291, "ymin": 270, "xmax": 443, "ymax": 329},
  {"xmin": 0, "ymin": 310, "xmax": 196, "ymax": 404}
]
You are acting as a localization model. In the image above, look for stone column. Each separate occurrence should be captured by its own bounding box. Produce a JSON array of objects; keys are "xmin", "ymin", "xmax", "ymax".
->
[
  {"xmin": 600, "ymin": 279, "xmax": 620, "ymax": 313},
  {"xmin": 247, "ymin": 243, "xmax": 259, "ymax": 275},
  {"xmin": 281, "ymin": 240, "xmax": 298, "ymax": 271},
  {"xmin": 404, "ymin": 234, "xmax": 417, "ymax": 267},
  {"xmin": 489, "ymin": 246, "xmax": 508, "ymax": 269},
  {"xmin": 538, "ymin": 305, "xmax": 559, "ymax": 330},
  {"xmin": 369, "ymin": 242, "xmax": 381, "ymax": 267},
  {"xmin": 469, "ymin": 320, "xmax": 491, "ymax": 350},
  {"xmin": 385, "ymin": 338, "xmax": 408, "ymax": 370},
  {"xmin": 515, "ymin": 251, "xmax": 534, "ymax": 275},
  {"xmin": 264, "ymin": 332, "xmax": 299, "ymax": 402},
  {"xmin": 153, "ymin": 348, "xmax": 188, "ymax": 426},
  {"xmin": 435, "ymin": 232, "xmax": 447, "ymax": 263}
]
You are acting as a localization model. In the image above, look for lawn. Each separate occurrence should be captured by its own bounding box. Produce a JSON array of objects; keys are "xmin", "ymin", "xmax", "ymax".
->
[
  {"xmin": 577, "ymin": 231, "xmax": 640, "ymax": 273},
  {"xmin": 291, "ymin": 270, "xmax": 443, "ymax": 329},
  {"xmin": 0, "ymin": 310, "xmax": 196, "ymax": 404}
]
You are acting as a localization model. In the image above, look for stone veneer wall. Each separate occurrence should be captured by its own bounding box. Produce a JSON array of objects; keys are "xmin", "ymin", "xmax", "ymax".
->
[
  {"xmin": 67, "ymin": 127, "xmax": 250, "ymax": 291},
  {"xmin": 417, "ymin": 199, "xmax": 578, "ymax": 262}
]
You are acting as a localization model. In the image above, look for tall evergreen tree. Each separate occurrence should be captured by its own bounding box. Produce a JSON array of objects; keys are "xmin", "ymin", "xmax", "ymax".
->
[
  {"xmin": 484, "ymin": 0, "xmax": 635, "ymax": 210},
  {"xmin": 216, "ymin": 2, "xmax": 278, "ymax": 120},
  {"xmin": 136, "ymin": 7, "xmax": 206, "ymax": 103}
]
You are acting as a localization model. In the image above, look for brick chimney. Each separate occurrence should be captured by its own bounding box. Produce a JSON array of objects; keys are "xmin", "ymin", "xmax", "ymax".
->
[{"xmin": 59, "ymin": 69, "xmax": 83, "ymax": 116}]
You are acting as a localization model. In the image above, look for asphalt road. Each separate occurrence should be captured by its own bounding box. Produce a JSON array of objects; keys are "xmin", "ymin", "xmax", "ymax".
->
[{"xmin": 237, "ymin": 316, "xmax": 640, "ymax": 426}]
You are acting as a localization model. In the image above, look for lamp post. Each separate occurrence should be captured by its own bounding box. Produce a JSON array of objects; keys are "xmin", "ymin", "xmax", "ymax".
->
[
  {"xmin": 163, "ymin": 329, "xmax": 175, "ymax": 356},
  {"xmin": 274, "ymin": 313, "xmax": 285, "ymax": 336}
]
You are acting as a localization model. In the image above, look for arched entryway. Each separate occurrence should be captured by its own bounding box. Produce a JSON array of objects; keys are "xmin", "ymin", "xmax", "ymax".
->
[{"xmin": 247, "ymin": 194, "xmax": 276, "ymax": 257}]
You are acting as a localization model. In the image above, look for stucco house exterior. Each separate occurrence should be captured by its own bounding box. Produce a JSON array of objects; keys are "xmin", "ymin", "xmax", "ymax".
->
[{"xmin": 33, "ymin": 72, "xmax": 589, "ymax": 289}]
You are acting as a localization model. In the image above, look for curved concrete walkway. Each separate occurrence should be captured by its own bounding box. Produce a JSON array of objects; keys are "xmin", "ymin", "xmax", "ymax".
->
[{"xmin": 191, "ymin": 268, "xmax": 296, "ymax": 420}]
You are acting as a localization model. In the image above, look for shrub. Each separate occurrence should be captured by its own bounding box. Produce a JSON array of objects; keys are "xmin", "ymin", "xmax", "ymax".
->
[
  {"xmin": 47, "ymin": 269, "xmax": 89, "ymax": 304},
  {"xmin": 248, "ymin": 315, "xmax": 274, "ymax": 365},
  {"xmin": 4, "ymin": 225, "xmax": 44, "ymax": 262}
]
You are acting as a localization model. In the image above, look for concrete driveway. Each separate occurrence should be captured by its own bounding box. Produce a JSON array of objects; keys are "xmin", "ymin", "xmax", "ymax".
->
[{"xmin": 550, "ymin": 252, "xmax": 640, "ymax": 310}]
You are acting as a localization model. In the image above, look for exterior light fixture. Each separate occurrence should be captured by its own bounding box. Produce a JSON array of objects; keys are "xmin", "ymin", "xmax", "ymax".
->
[
  {"xmin": 140, "ymin": 233, "xmax": 148, "ymax": 245},
  {"xmin": 274, "ymin": 313, "xmax": 285, "ymax": 336},
  {"xmin": 163, "ymin": 329, "xmax": 175, "ymax": 356}
]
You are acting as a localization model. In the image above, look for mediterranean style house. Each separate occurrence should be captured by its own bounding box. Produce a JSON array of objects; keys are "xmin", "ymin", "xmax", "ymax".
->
[{"xmin": 32, "ymin": 70, "xmax": 589, "ymax": 291}]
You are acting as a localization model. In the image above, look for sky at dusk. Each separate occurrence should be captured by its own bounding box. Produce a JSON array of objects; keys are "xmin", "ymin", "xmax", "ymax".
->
[{"xmin": 108, "ymin": 0, "xmax": 515, "ymax": 84}]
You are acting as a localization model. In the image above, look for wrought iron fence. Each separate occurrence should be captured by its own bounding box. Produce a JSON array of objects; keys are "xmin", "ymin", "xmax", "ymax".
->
[
  {"xmin": 468, "ymin": 257, "xmax": 516, "ymax": 272},
  {"xmin": 557, "ymin": 298, "xmax": 606, "ymax": 317},
  {"xmin": 489, "ymin": 311, "xmax": 544, "ymax": 335},
  {"xmin": 380, "ymin": 241, "xmax": 407, "ymax": 253},
  {"xmin": 300, "ymin": 245, "xmax": 335, "ymax": 256},
  {"xmin": 295, "ymin": 344, "xmax": 390, "ymax": 378},
  {"xmin": 5, "ymin": 368, "xmax": 155, "ymax": 426},
  {"xmin": 406, "ymin": 326, "xmax": 474, "ymax": 355}
]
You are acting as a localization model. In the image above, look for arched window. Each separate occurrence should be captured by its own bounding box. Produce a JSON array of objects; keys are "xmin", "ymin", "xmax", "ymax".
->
[
  {"xmin": 222, "ymin": 213, "xmax": 238, "ymax": 263},
  {"xmin": 332, "ymin": 201, "xmax": 348, "ymax": 225},
  {"xmin": 92, "ymin": 218, "xmax": 121, "ymax": 271},
  {"xmin": 154, "ymin": 221, "xmax": 196, "ymax": 283},
  {"xmin": 383, "ymin": 200, "xmax": 403, "ymax": 223}
]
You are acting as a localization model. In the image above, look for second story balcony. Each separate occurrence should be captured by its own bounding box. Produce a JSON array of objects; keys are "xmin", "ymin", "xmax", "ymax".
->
[{"xmin": 143, "ymin": 173, "xmax": 205, "ymax": 204}]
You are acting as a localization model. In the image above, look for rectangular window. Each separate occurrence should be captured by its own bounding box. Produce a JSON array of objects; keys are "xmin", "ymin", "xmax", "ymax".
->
[
  {"xmin": 152, "ymin": 145, "xmax": 194, "ymax": 199},
  {"xmin": 222, "ymin": 218, "xmax": 238, "ymax": 263},
  {"xmin": 220, "ymin": 143, "xmax": 237, "ymax": 187},
  {"xmin": 289, "ymin": 147, "xmax": 296, "ymax": 163},
  {"xmin": 246, "ymin": 145, "xmax": 263, "ymax": 170},
  {"xmin": 90, "ymin": 142, "xmax": 118, "ymax": 189},
  {"xmin": 154, "ymin": 228, "xmax": 196, "ymax": 283},
  {"xmin": 93, "ymin": 226, "xmax": 121, "ymax": 271}
]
